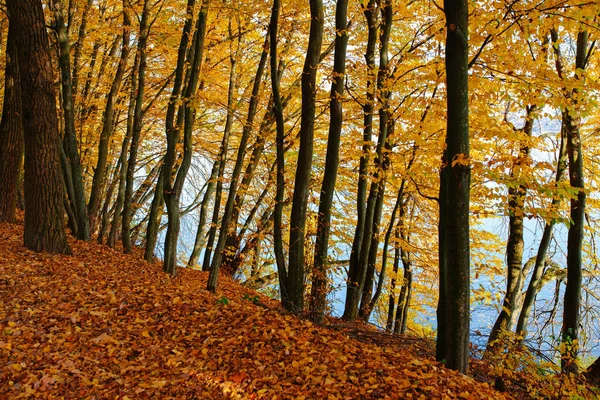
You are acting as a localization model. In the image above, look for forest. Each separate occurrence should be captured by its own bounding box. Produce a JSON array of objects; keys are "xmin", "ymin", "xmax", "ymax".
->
[{"xmin": 0, "ymin": 0, "xmax": 599, "ymax": 397}]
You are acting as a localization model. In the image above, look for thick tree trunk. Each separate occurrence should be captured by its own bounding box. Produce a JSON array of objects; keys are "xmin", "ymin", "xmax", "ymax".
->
[
  {"xmin": 310, "ymin": 0, "xmax": 349, "ymax": 323},
  {"xmin": 0, "ymin": 22, "xmax": 24, "ymax": 223},
  {"xmin": 436, "ymin": 0, "xmax": 470, "ymax": 374},
  {"xmin": 53, "ymin": 0, "xmax": 90, "ymax": 241},
  {"xmin": 7, "ymin": 0, "xmax": 70, "ymax": 254}
]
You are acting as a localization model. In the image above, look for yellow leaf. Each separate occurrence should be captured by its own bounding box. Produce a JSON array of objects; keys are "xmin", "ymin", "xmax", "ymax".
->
[{"xmin": 152, "ymin": 380, "xmax": 167, "ymax": 389}]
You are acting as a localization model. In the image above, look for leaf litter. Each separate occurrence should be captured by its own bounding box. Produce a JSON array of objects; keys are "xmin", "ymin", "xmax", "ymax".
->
[{"xmin": 0, "ymin": 219, "xmax": 511, "ymax": 399}]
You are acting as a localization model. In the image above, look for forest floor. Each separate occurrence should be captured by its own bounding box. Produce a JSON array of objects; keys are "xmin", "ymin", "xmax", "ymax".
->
[{"xmin": 0, "ymin": 217, "xmax": 596, "ymax": 399}]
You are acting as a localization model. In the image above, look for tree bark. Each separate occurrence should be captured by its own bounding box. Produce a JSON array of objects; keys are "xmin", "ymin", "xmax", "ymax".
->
[
  {"xmin": 488, "ymin": 106, "xmax": 535, "ymax": 350},
  {"xmin": 207, "ymin": 25, "xmax": 269, "ymax": 292},
  {"xmin": 436, "ymin": 0, "xmax": 470, "ymax": 374},
  {"xmin": 285, "ymin": 0, "xmax": 324, "ymax": 313},
  {"xmin": 7, "ymin": 0, "xmax": 70, "ymax": 254},
  {"xmin": 201, "ymin": 21, "xmax": 240, "ymax": 272},
  {"xmin": 88, "ymin": 1, "xmax": 131, "ymax": 232},
  {"xmin": 345, "ymin": 0, "xmax": 378, "ymax": 321},
  {"xmin": 344, "ymin": 0, "xmax": 392, "ymax": 321},
  {"xmin": 269, "ymin": 0, "xmax": 289, "ymax": 306},
  {"xmin": 0, "ymin": 22, "xmax": 24, "ymax": 223},
  {"xmin": 53, "ymin": 0, "xmax": 90, "ymax": 240},
  {"xmin": 122, "ymin": 0, "xmax": 150, "ymax": 253},
  {"xmin": 561, "ymin": 29, "xmax": 587, "ymax": 374},
  {"xmin": 163, "ymin": 0, "xmax": 209, "ymax": 276},
  {"xmin": 310, "ymin": 0, "xmax": 349, "ymax": 323}
]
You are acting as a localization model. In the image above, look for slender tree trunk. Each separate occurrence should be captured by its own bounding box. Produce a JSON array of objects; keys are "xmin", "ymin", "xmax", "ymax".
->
[
  {"xmin": 8, "ymin": 0, "xmax": 70, "ymax": 254},
  {"xmin": 187, "ymin": 161, "xmax": 218, "ymax": 268},
  {"xmin": 0, "ymin": 22, "xmax": 24, "ymax": 223},
  {"xmin": 561, "ymin": 30, "xmax": 587, "ymax": 374},
  {"xmin": 71, "ymin": 0, "xmax": 93, "ymax": 100},
  {"xmin": 207, "ymin": 27, "xmax": 269, "ymax": 292},
  {"xmin": 310, "ymin": 0, "xmax": 349, "ymax": 323},
  {"xmin": 516, "ymin": 125, "xmax": 568, "ymax": 336},
  {"xmin": 163, "ymin": 0, "xmax": 209, "ymax": 276},
  {"xmin": 88, "ymin": 2, "xmax": 131, "ymax": 232},
  {"xmin": 98, "ymin": 158, "xmax": 121, "ymax": 244},
  {"xmin": 122, "ymin": 0, "xmax": 150, "ymax": 253},
  {"xmin": 269, "ymin": 0, "xmax": 289, "ymax": 305},
  {"xmin": 201, "ymin": 22, "xmax": 240, "ymax": 272},
  {"xmin": 345, "ymin": 0, "xmax": 378, "ymax": 321},
  {"xmin": 53, "ymin": 0, "xmax": 90, "ymax": 240},
  {"xmin": 488, "ymin": 106, "xmax": 535, "ymax": 350},
  {"xmin": 344, "ymin": 0, "xmax": 392, "ymax": 321},
  {"xmin": 109, "ymin": 41, "xmax": 140, "ymax": 249},
  {"xmin": 436, "ymin": 0, "xmax": 470, "ymax": 374},
  {"xmin": 366, "ymin": 180, "xmax": 405, "ymax": 320},
  {"xmin": 285, "ymin": 0, "xmax": 324, "ymax": 312},
  {"xmin": 386, "ymin": 225, "xmax": 401, "ymax": 332}
]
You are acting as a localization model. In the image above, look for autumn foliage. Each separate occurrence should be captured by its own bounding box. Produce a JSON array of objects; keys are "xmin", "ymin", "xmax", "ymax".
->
[{"xmin": 0, "ymin": 218, "xmax": 508, "ymax": 399}]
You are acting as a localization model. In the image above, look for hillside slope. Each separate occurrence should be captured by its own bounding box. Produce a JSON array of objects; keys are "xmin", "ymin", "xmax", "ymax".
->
[{"xmin": 1, "ymin": 219, "xmax": 510, "ymax": 399}]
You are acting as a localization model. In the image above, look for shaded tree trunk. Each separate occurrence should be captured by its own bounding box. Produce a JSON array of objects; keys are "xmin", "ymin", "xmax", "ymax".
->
[
  {"xmin": 310, "ymin": 0, "xmax": 349, "ymax": 323},
  {"xmin": 488, "ymin": 105, "xmax": 536, "ymax": 350},
  {"xmin": 561, "ymin": 29, "xmax": 588, "ymax": 374},
  {"xmin": 285, "ymin": 0, "xmax": 324, "ymax": 313},
  {"xmin": 270, "ymin": 0, "xmax": 289, "ymax": 306},
  {"xmin": 88, "ymin": 2, "xmax": 131, "ymax": 232},
  {"xmin": 516, "ymin": 123, "xmax": 568, "ymax": 336},
  {"xmin": 53, "ymin": 0, "xmax": 90, "ymax": 240},
  {"xmin": 436, "ymin": 0, "xmax": 470, "ymax": 374},
  {"xmin": 122, "ymin": 0, "xmax": 150, "ymax": 253},
  {"xmin": 163, "ymin": 0, "xmax": 209, "ymax": 276},
  {"xmin": 344, "ymin": 0, "xmax": 392, "ymax": 321},
  {"xmin": 207, "ymin": 27, "xmax": 269, "ymax": 292},
  {"xmin": 7, "ymin": 0, "xmax": 70, "ymax": 254},
  {"xmin": 0, "ymin": 22, "xmax": 24, "ymax": 223},
  {"xmin": 201, "ymin": 21, "xmax": 240, "ymax": 272},
  {"xmin": 345, "ymin": 0, "xmax": 378, "ymax": 321}
]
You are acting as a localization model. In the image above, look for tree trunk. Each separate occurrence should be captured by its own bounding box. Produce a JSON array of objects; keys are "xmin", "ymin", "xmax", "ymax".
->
[
  {"xmin": 122, "ymin": 0, "xmax": 150, "ymax": 253},
  {"xmin": 163, "ymin": 0, "xmax": 209, "ymax": 276},
  {"xmin": 201, "ymin": 21, "xmax": 240, "ymax": 272},
  {"xmin": 88, "ymin": 2, "xmax": 131, "ymax": 232},
  {"xmin": 269, "ymin": 0, "xmax": 289, "ymax": 306},
  {"xmin": 53, "ymin": 0, "xmax": 90, "ymax": 241},
  {"xmin": 561, "ymin": 30, "xmax": 587, "ymax": 374},
  {"xmin": 386, "ymin": 225, "xmax": 401, "ymax": 332},
  {"xmin": 0, "ymin": 22, "xmax": 24, "ymax": 223},
  {"xmin": 310, "ymin": 0, "xmax": 349, "ymax": 323},
  {"xmin": 285, "ymin": 0, "xmax": 324, "ymax": 313},
  {"xmin": 584, "ymin": 356, "xmax": 600, "ymax": 386},
  {"xmin": 516, "ymin": 121, "xmax": 568, "ymax": 336},
  {"xmin": 207, "ymin": 26, "xmax": 269, "ymax": 292},
  {"xmin": 344, "ymin": 0, "xmax": 392, "ymax": 321},
  {"xmin": 436, "ymin": 0, "xmax": 470, "ymax": 374},
  {"xmin": 7, "ymin": 0, "xmax": 70, "ymax": 254},
  {"xmin": 487, "ymin": 106, "xmax": 535, "ymax": 350},
  {"xmin": 345, "ymin": 0, "xmax": 378, "ymax": 321}
]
